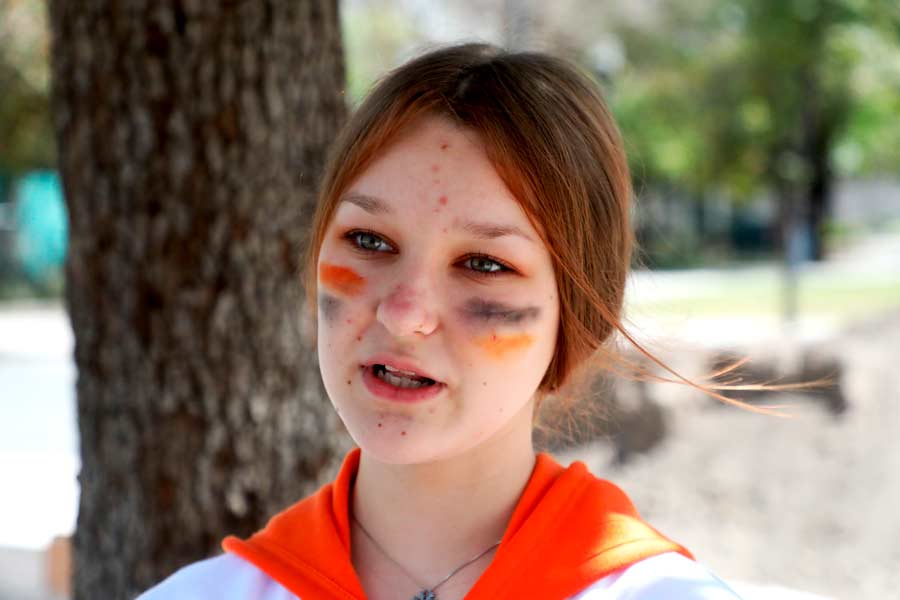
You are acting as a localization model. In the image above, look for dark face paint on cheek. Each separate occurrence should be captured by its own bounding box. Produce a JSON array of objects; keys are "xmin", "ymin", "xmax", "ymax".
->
[
  {"xmin": 461, "ymin": 298, "xmax": 541, "ymax": 325},
  {"xmin": 319, "ymin": 293, "xmax": 342, "ymax": 323}
]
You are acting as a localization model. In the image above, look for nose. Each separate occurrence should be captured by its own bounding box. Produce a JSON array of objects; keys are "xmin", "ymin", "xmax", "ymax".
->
[{"xmin": 376, "ymin": 281, "xmax": 439, "ymax": 338}]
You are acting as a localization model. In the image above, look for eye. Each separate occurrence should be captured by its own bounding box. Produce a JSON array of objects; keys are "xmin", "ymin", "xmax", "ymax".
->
[
  {"xmin": 459, "ymin": 254, "xmax": 513, "ymax": 277},
  {"xmin": 345, "ymin": 230, "xmax": 395, "ymax": 253}
]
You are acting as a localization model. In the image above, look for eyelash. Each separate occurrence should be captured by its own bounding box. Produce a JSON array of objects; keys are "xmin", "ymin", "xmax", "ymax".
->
[{"xmin": 342, "ymin": 229, "xmax": 514, "ymax": 278}]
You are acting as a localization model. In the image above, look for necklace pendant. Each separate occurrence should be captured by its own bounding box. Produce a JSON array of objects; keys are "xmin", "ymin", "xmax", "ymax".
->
[{"xmin": 412, "ymin": 590, "xmax": 436, "ymax": 600}]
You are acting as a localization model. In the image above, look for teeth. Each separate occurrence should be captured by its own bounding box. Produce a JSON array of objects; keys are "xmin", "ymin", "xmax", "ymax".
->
[
  {"xmin": 384, "ymin": 364, "xmax": 423, "ymax": 378},
  {"xmin": 374, "ymin": 364, "xmax": 433, "ymax": 389}
]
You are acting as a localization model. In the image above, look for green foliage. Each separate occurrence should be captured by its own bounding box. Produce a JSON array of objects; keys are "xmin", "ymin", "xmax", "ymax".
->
[
  {"xmin": 0, "ymin": 0, "xmax": 55, "ymax": 176},
  {"xmin": 608, "ymin": 0, "xmax": 900, "ymax": 202}
]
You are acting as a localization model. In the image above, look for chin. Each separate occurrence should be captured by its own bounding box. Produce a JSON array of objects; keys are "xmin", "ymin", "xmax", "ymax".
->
[
  {"xmin": 351, "ymin": 430, "xmax": 453, "ymax": 465},
  {"xmin": 344, "ymin": 412, "xmax": 505, "ymax": 467}
]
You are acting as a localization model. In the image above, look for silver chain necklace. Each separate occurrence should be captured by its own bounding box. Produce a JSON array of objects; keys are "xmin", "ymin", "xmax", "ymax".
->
[{"xmin": 352, "ymin": 513, "xmax": 501, "ymax": 600}]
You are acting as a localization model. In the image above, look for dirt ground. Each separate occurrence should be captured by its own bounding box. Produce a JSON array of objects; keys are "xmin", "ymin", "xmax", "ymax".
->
[{"xmin": 556, "ymin": 309, "xmax": 900, "ymax": 600}]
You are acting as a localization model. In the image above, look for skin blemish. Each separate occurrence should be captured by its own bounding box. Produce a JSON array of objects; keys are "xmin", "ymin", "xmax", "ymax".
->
[
  {"xmin": 438, "ymin": 195, "xmax": 448, "ymax": 206},
  {"xmin": 401, "ymin": 431, "xmax": 407, "ymax": 436},
  {"xmin": 377, "ymin": 422, "xmax": 383, "ymax": 428},
  {"xmin": 461, "ymin": 298, "xmax": 541, "ymax": 325},
  {"xmin": 356, "ymin": 335, "xmax": 362, "ymax": 341},
  {"xmin": 475, "ymin": 332, "xmax": 534, "ymax": 359},
  {"xmin": 346, "ymin": 379, "xmax": 351, "ymax": 385},
  {"xmin": 319, "ymin": 263, "xmax": 366, "ymax": 296},
  {"xmin": 318, "ymin": 293, "xmax": 342, "ymax": 322},
  {"xmin": 431, "ymin": 164, "xmax": 441, "ymax": 173},
  {"xmin": 440, "ymin": 142, "xmax": 449, "ymax": 150}
]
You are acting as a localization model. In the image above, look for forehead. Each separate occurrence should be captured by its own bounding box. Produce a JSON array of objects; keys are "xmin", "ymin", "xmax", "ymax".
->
[{"xmin": 338, "ymin": 116, "xmax": 538, "ymax": 232}]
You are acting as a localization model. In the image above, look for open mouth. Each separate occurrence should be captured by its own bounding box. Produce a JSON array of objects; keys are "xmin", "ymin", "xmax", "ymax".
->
[{"xmin": 371, "ymin": 364, "xmax": 437, "ymax": 389}]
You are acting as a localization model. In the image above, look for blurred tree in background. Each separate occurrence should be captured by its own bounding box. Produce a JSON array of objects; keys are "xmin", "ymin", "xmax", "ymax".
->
[
  {"xmin": 0, "ymin": 0, "xmax": 55, "ymax": 178},
  {"xmin": 48, "ymin": 1, "xmax": 348, "ymax": 597},
  {"xmin": 604, "ymin": 0, "xmax": 900, "ymax": 264}
]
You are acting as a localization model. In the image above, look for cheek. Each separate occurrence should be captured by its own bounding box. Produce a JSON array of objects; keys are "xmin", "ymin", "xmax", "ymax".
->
[
  {"xmin": 318, "ymin": 293, "xmax": 342, "ymax": 324},
  {"xmin": 319, "ymin": 262, "xmax": 366, "ymax": 296},
  {"xmin": 473, "ymin": 332, "xmax": 535, "ymax": 360}
]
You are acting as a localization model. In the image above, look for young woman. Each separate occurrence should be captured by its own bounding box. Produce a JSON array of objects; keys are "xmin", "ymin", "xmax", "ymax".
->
[{"xmin": 140, "ymin": 43, "xmax": 746, "ymax": 599}]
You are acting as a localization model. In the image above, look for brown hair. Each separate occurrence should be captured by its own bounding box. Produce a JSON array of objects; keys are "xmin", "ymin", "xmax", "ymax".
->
[{"xmin": 302, "ymin": 43, "xmax": 817, "ymax": 416}]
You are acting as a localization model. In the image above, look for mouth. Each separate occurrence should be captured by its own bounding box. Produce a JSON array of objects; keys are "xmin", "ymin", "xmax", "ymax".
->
[
  {"xmin": 371, "ymin": 363, "xmax": 438, "ymax": 388},
  {"xmin": 360, "ymin": 362, "xmax": 445, "ymax": 403}
]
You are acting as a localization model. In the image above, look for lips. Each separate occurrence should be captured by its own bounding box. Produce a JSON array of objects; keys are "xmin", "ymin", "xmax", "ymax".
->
[
  {"xmin": 360, "ymin": 354, "xmax": 446, "ymax": 403},
  {"xmin": 362, "ymin": 355, "xmax": 443, "ymax": 384}
]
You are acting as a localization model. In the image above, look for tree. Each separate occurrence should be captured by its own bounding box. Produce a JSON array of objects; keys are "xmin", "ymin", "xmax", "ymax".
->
[
  {"xmin": 0, "ymin": 0, "xmax": 55, "ymax": 178},
  {"xmin": 607, "ymin": 0, "xmax": 900, "ymax": 263},
  {"xmin": 48, "ymin": 2, "xmax": 350, "ymax": 597}
]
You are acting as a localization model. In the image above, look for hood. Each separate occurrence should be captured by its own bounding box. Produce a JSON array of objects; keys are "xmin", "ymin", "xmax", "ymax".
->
[{"xmin": 222, "ymin": 448, "xmax": 693, "ymax": 599}]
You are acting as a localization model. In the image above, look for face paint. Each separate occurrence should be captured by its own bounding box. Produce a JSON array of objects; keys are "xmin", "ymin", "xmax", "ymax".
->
[
  {"xmin": 461, "ymin": 298, "xmax": 541, "ymax": 325},
  {"xmin": 319, "ymin": 262, "xmax": 366, "ymax": 296},
  {"xmin": 318, "ymin": 293, "xmax": 342, "ymax": 323},
  {"xmin": 475, "ymin": 332, "xmax": 534, "ymax": 359}
]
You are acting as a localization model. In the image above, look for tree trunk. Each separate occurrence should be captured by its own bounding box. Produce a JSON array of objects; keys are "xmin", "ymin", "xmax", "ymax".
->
[
  {"xmin": 48, "ymin": 2, "xmax": 349, "ymax": 597},
  {"xmin": 805, "ymin": 102, "xmax": 833, "ymax": 262}
]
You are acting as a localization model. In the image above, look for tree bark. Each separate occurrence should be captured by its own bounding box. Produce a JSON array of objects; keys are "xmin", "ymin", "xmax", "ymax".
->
[{"xmin": 48, "ymin": 1, "xmax": 349, "ymax": 597}]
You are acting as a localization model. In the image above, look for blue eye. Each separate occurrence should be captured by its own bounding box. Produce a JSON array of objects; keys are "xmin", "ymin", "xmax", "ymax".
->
[
  {"xmin": 464, "ymin": 256, "xmax": 505, "ymax": 274},
  {"xmin": 460, "ymin": 254, "xmax": 513, "ymax": 277},
  {"xmin": 346, "ymin": 230, "xmax": 395, "ymax": 253}
]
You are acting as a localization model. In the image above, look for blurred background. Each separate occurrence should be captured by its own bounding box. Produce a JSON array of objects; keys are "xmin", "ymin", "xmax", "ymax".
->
[{"xmin": 1, "ymin": 0, "xmax": 898, "ymax": 598}]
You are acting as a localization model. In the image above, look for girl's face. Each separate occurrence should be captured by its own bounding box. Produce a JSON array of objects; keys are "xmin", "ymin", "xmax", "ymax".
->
[{"xmin": 316, "ymin": 115, "xmax": 559, "ymax": 464}]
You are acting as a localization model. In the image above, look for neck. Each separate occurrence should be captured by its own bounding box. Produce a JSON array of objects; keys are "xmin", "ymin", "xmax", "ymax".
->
[{"xmin": 351, "ymin": 402, "xmax": 536, "ymax": 589}]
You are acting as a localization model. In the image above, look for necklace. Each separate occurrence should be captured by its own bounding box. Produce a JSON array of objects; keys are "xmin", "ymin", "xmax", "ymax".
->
[{"xmin": 351, "ymin": 513, "xmax": 501, "ymax": 600}]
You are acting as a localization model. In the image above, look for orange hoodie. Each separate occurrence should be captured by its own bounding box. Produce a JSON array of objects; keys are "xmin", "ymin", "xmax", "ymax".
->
[{"xmin": 222, "ymin": 448, "xmax": 693, "ymax": 600}]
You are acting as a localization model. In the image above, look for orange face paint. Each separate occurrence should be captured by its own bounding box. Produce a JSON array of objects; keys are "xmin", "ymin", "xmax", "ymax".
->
[
  {"xmin": 319, "ymin": 263, "xmax": 366, "ymax": 296},
  {"xmin": 475, "ymin": 332, "xmax": 534, "ymax": 359}
]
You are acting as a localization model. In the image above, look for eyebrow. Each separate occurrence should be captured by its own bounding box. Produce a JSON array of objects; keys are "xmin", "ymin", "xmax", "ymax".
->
[
  {"xmin": 340, "ymin": 192, "xmax": 535, "ymax": 244},
  {"xmin": 342, "ymin": 192, "xmax": 391, "ymax": 215}
]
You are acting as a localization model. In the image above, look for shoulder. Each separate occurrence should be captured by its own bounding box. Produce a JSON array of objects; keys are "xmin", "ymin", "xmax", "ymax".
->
[
  {"xmin": 136, "ymin": 552, "xmax": 298, "ymax": 600},
  {"xmin": 568, "ymin": 552, "xmax": 744, "ymax": 599}
]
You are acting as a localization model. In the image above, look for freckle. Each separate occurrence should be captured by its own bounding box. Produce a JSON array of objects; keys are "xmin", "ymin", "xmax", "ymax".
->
[
  {"xmin": 440, "ymin": 143, "xmax": 449, "ymax": 150},
  {"xmin": 346, "ymin": 318, "xmax": 353, "ymax": 324},
  {"xmin": 432, "ymin": 179, "xmax": 440, "ymax": 185},
  {"xmin": 482, "ymin": 381, "xmax": 487, "ymax": 387},
  {"xmin": 377, "ymin": 422, "xmax": 383, "ymax": 428},
  {"xmin": 356, "ymin": 335, "xmax": 362, "ymax": 341},
  {"xmin": 439, "ymin": 195, "xmax": 448, "ymax": 206},
  {"xmin": 442, "ymin": 228, "xmax": 447, "ymax": 233},
  {"xmin": 431, "ymin": 164, "xmax": 440, "ymax": 173},
  {"xmin": 433, "ymin": 208, "xmax": 440, "ymax": 213},
  {"xmin": 401, "ymin": 431, "xmax": 407, "ymax": 436},
  {"xmin": 428, "ymin": 407, "xmax": 435, "ymax": 414},
  {"xmin": 346, "ymin": 379, "xmax": 351, "ymax": 385}
]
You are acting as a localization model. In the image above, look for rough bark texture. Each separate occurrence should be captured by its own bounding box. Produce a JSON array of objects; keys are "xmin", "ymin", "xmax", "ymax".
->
[{"xmin": 47, "ymin": 2, "xmax": 349, "ymax": 597}]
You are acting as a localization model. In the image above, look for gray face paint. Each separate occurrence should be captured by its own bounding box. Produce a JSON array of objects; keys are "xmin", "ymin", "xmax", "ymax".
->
[
  {"xmin": 461, "ymin": 298, "xmax": 540, "ymax": 325},
  {"xmin": 318, "ymin": 293, "xmax": 342, "ymax": 323}
]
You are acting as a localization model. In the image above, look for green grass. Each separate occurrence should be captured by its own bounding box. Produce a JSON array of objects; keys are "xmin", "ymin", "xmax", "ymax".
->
[{"xmin": 629, "ymin": 273, "xmax": 900, "ymax": 320}]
